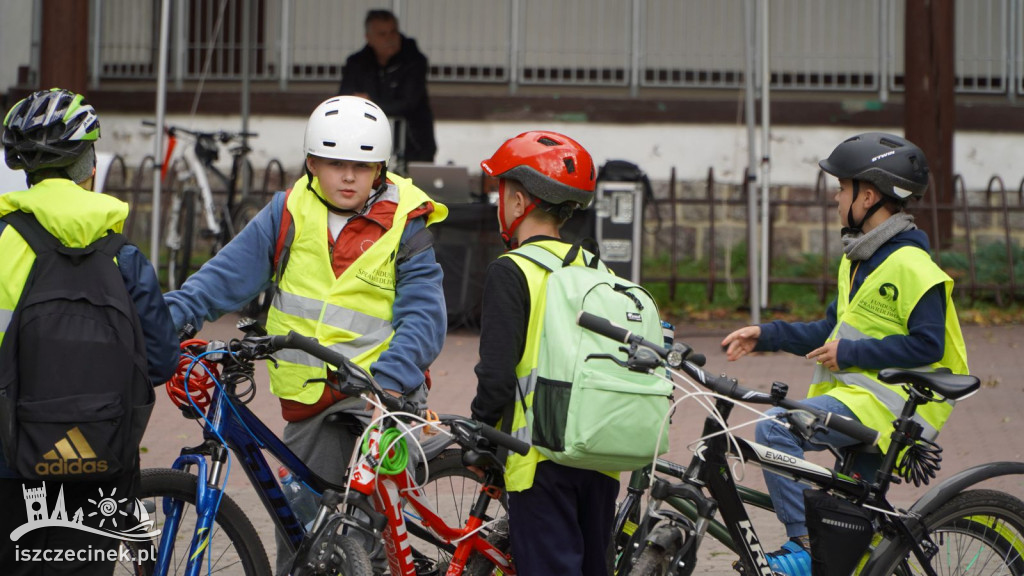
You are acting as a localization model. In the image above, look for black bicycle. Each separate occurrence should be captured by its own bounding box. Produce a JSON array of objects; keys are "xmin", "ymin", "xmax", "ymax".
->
[{"xmin": 577, "ymin": 311, "xmax": 1024, "ymax": 576}]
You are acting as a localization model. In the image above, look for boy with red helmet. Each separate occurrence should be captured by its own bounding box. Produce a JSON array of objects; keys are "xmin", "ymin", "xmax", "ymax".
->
[{"xmin": 470, "ymin": 131, "xmax": 616, "ymax": 575}]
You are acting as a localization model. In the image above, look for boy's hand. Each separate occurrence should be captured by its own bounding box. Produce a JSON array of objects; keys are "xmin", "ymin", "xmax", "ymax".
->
[
  {"xmin": 721, "ymin": 326, "xmax": 761, "ymax": 361},
  {"xmin": 807, "ymin": 340, "xmax": 841, "ymax": 371}
]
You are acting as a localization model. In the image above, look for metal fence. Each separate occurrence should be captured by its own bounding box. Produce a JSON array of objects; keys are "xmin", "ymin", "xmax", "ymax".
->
[
  {"xmin": 643, "ymin": 168, "xmax": 1024, "ymax": 306},
  {"xmin": 75, "ymin": 0, "xmax": 1024, "ymax": 100},
  {"xmin": 97, "ymin": 152, "xmax": 1024, "ymax": 306}
]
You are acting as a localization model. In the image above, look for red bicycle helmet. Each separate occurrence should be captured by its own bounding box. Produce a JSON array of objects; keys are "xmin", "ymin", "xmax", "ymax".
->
[{"xmin": 481, "ymin": 131, "xmax": 596, "ymax": 208}]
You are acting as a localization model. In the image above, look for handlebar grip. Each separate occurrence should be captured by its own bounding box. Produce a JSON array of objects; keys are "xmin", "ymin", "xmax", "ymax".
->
[
  {"xmin": 577, "ymin": 311, "xmax": 632, "ymax": 344},
  {"xmin": 478, "ymin": 422, "xmax": 530, "ymax": 456},
  {"xmin": 274, "ymin": 332, "xmax": 348, "ymax": 369},
  {"xmin": 823, "ymin": 412, "xmax": 880, "ymax": 446}
]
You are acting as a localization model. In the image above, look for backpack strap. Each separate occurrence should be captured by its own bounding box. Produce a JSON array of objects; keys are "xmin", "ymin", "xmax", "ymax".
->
[
  {"xmin": 395, "ymin": 227, "xmax": 435, "ymax": 265},
  {"xmin": 513, "ymin": 239, "xmax": 610, "ymax": 274},
  {"xmin": 2, "ymin": 210, "xmax": 128, "ymax": 264},
  {"xmin": 272, "ymin": 189, "xmax": 295, "ymax": 285},
  {"xmin": 1, "ymin": 211, "xmax": 63, "ymax": 255}
]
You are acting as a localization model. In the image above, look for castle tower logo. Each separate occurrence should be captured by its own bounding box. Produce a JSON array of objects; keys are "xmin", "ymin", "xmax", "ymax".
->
[{"xmin": 10, "ymin": 482, "xmax": 160, "ymax": 543}]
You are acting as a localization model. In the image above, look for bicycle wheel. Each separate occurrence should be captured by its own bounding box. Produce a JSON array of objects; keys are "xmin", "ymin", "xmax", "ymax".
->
[
  {"xmin": 116, "ymin": 468, "xmax": 271, "ymax": 576},
  {"xmin": 299, "ymin": 534, "xmax": 373, "ymax": 576},
  {"xmin": 628, "ymin": 541, "xmax": 683, "ymax": 576},
  {"xmin": 231, "ymin": 197, "xmax": 265, "ymax": 236},
  {"xmin": 406, "ymin": 448, "xmax": 511, "ymax": 576},
  {"xmin": 167, "ymin": 189, "xmax": 196, "ymax": 291},
  {"xmin": 875, "ymin": 489, "xmax": 1024, "ymax": 575}
]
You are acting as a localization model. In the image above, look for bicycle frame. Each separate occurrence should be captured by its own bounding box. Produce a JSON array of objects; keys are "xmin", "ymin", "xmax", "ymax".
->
[
  {"xmin": 162, "ymin": 131, "xmax": 222, "ymax": 244},
  {"xmin": 155, "ymin": 336, "xmax": 517, "ymax": 576},
  {"xmin": 154, "ymin": 376, "xmax": 333, "ymax": 576},
  {"xmin": 342, "ymin": 419, "xmax": 515, "ymax": 576},
  {"xmin": 617, "ymin": 381, "xmax": 1024, "ymax": 576}
]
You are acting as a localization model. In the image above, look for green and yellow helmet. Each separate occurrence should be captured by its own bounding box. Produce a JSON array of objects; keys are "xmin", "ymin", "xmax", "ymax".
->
[{"xmin": 3, "ymin": 88, "xmax": 100, "ymax": 172}]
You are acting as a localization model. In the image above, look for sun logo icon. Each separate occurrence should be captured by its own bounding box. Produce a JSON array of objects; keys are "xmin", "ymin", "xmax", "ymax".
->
[{"xmin": 87, "ymin": 486, "xmax": 129, "ymax": 529}]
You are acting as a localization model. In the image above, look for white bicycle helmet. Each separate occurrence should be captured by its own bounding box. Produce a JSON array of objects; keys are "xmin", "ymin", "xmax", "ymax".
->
[{"xmin": 304, "ymin": 96, "xmax": 392, "ymax": 163}]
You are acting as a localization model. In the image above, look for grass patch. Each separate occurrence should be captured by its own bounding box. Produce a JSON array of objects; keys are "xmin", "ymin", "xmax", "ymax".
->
[{"xmin": 644, "ymin": 242, "xmax": 1024, "ymax": 325}]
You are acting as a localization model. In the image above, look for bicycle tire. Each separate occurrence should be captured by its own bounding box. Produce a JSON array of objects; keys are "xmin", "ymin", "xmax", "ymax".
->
[
  {"xmin": 873, "ymin": 489, "xmax": 1024, "ymax": 576},
  {"xmin": 323, "ymin": 534, "xmax": 374, "ymax": 576},
  {"xmin": 116, "ymin": 468, "xmax": 271, "ymax": 576},
  {"xmin": 167, "ymin": 189, "xmax": 196, "ymax": 291},
  {"xmin": 231, "ymin": 197, "xmax": 265, "ymax": 236},
  {"xmin": 406, "ymin": 448, "xmax": 512, "ymax": 576},
  {"xmin": 627, "ymin": 541, "xmax": 684, "ymax": 576}
]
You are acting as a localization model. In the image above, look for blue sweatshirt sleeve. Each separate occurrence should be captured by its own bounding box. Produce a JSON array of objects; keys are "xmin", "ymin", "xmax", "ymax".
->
[
  {"xmin": 755, "ymin": 300, "xmax": 838, "ymax": 356},
  {"xmin": 163, "ymin": 192, "xmax": 283, "ymax": 331},
  {"xmin": 836, "ymin": 283, "xmax": 946, "ymax": 370},
  {"xmin": 117, "ymin": 244, "xmax": 179, "ymax": 384},
  {"xmin": 369, "ymin": 217, "xmax": 447, "ymax": 394}
]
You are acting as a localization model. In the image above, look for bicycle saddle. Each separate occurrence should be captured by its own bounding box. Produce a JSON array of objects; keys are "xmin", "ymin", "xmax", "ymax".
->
[{"xmin": 877, "ymin": 368, "xmax": 980, "ymax": 401}]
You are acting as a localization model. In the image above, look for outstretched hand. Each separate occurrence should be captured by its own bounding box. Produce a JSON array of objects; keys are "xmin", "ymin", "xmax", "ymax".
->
[
  {"xmin": 721, "ymin": 325, "xmax": 761, "ymax": 362},
  {"xmin": 806, "ymin": 340, "xmax": 841, "ymax": 372}
]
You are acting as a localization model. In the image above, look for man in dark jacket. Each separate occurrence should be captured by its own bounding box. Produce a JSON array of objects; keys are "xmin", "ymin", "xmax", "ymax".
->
[{"xmin": 339, "ymin": 9, "xmax": 437, "ymax": 166}]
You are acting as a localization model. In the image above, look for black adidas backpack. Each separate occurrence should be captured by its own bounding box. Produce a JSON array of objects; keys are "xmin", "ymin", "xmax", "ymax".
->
[{"xmin": 0, "ymin": 211, "xmax": 154, "ymax": 480}]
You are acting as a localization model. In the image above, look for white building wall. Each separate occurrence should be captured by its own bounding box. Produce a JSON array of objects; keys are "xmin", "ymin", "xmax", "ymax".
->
[
  {"xmin": 0, "ymin": 2, "xmax": 33, "ymax": 92},
  {"xmin": 99, "ymin": 114, "xmax": 1024, "ymax": 193}
]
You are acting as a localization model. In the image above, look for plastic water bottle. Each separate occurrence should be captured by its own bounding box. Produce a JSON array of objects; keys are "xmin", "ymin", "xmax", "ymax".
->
[{"xmin": 279, "ymin": 467, "xmax": 317, "ymax": 531}]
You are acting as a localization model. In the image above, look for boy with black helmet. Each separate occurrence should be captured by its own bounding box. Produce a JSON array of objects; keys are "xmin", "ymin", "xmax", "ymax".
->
[
  {"xmin": 1, "ymin": 88, "xmax": 177, "ymax": 574},
  {"xmin": 721, "ymin": 132, "xmax": 968, "ymax": 575},
  {"xmin": 471, "ymin": 131, "xmax": 618, "ymax": 576}
]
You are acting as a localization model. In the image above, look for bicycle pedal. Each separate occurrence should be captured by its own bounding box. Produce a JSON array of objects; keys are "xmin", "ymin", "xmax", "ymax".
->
[{"xmin": 199, "ymin": 228, "xmax": 218, "ymax": 239}]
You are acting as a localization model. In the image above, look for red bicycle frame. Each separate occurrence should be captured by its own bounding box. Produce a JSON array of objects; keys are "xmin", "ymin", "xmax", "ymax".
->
[{"xmin": 347, "ymin": 426, "xmax": 516, "ymax": 576}]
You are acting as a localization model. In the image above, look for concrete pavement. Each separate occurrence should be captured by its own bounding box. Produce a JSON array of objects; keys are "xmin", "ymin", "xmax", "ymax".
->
[{"xmin": 140, "ymin": 318, "xmax": 1024, "ymax": 574}]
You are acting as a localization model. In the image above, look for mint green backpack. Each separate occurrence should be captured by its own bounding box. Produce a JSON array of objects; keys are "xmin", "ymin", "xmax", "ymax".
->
[{"xmin": 512, "ymin": 243, "xmax": 673, "ymax": 471}]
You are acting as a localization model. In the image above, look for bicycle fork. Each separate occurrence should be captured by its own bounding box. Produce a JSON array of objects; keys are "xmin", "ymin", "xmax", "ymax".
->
[{"xmin": 156, "ymin": 448, "xmax": 228, "ymax": 576}]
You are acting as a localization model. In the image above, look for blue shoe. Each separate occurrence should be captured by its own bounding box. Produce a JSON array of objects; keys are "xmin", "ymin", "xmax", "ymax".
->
[{"xmin": 765, "ymin": 539, "xmax": 811, "ymax": 576}]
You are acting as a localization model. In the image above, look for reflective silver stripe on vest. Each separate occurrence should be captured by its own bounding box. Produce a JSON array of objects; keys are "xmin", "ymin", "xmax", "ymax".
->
[
  {"xmin": 0, "ymin": 309, "xmax": 11, "ymax": 333},
  {"xmin": 276, "ymin": 290, "xmax": 393, "ymax": 339},
  {"xmin": 823, "ymin": 323, "xmax": 943, "ymax": 441},
  {"xmin": 275, "ymin": 290, "xmax": 323, "ymax": 320},
  {"xmin": 275, "ymin": 333, "xmax": 389, "ymax": 369},
  {"xmin": 510, "ymin": 370, "xmax": 538, "ymax": 444}
]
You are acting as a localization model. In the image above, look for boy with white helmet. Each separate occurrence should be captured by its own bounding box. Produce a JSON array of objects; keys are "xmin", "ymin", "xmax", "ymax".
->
[{"xmin": 164, "ymin": 96, "xmax": 448, "ymax": 568}]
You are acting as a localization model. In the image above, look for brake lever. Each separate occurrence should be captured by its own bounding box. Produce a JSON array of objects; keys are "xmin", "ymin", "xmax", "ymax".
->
[
  {"xmin": 584, "ymin": 353, "xmax": 629, "ymax": 368},
  {"xmin": 623, "ymin": 345, "xmax": 662, "ymax": 372}
]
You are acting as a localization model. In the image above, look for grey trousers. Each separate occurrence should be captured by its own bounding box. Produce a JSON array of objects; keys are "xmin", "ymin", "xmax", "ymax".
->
[{"xmin": 274, "ymin": 385, "xmax": 429, "ymax": 575}]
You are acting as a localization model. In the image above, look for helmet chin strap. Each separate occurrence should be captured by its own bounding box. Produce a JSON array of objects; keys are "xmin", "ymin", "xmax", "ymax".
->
[
  {"xmin": 497, "ymin": 179, "xmax": 538, "ymax": 249},
  {"xmin": 841, "ymin": 180, "xmax": 886, "ymax": 236}
]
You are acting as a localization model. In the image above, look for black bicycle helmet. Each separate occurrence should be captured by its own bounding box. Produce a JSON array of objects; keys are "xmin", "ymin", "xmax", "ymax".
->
[
  {"xmin": 818, "ymin": 132, "xmax": 929, "ymax": 201},
  {"xmin": 3, "ymin": 88, "xmax": 100, "ymax": 172}
]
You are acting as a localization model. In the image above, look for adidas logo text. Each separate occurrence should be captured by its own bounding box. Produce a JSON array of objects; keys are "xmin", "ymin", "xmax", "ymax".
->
[{"xmin": 35, "ymin": 427, "xmax": 109, "ymax": 476}]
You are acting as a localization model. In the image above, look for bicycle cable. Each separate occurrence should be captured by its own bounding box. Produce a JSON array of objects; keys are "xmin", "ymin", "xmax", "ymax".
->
[{"xmin": 362, "ymin": 425, "xmax": 409, "ymax": 475}]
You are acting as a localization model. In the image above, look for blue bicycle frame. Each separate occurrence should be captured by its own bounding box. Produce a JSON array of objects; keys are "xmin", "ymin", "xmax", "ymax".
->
[{"xmin": 153, "ymin": 371, "xmax": 337, "ymax": 576}]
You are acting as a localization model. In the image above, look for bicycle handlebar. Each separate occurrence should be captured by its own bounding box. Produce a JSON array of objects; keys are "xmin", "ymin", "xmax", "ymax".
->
[
  {"xmin": 142, "ymin": 119, "xmax": 258, "ymax": 141},
  {"xmin": 221, "ymin": 330, "xmax": 530, "ymax": 457},
  {"xmin": 576, "ymin": 311, "xmax": 880, "ymax": 447}
]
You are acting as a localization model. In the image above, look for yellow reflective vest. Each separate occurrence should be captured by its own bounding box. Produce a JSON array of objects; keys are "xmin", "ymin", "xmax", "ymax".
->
[
  {"xmin": 0, "ymin": 179, "xmax": 129, "ymax": 347},
  {"xmin": 264, "ymin": 173, "xmax": 446, "ymax": 404},
  {"xmin": 809, "ymin": 246, "xmax": 968, "ymax": 453},
  {"xmin": 500, "ymin": 240, "xmax": 618, "ymax": 491}
]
